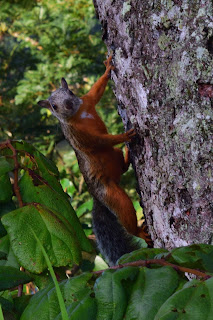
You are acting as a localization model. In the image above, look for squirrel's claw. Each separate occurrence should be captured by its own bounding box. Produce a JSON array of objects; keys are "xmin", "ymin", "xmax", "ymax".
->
[
  {"xmin": 125, "ymin": 128, "xmax": 136, "ymax": 141},
  {"xmin": 104, "ymin": 55, "xmax": 115, "ymax": 77}
]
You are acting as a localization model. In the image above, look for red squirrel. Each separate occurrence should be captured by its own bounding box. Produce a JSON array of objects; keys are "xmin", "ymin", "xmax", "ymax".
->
[{"xmin": 38, "ymin": 56, "xmax": 150, "ymax": 265}]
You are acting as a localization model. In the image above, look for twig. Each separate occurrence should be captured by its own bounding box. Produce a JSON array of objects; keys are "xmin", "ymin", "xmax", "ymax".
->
[
  {"xmin": 78, "ymin": 175, "xmax": 84, "ymax": 194},
  {"xmin": 0, "ymin": 140, "xmax": 24, "ymax": 296},
  {"xmin": 93, "ymin": 259, "xmax": 210, "ymax": 279},
  {"xmin": 4, "ymin": 140, "xmax": 23, "ymax": 207}
]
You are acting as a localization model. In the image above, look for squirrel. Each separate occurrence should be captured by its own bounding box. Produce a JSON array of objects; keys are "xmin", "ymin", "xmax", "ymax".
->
[{"xmin": 38, "ymin": 55, "xmax": 150, "ymax": 265}]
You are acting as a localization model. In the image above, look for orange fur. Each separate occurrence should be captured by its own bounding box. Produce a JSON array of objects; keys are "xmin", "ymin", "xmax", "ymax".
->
[
  {"xmin": 67, "ymin": 56, "xmax": 138, "ymax": 235},
  {"xmin": 39, "ymin": 55, "xmax": 151, "ymax": 244}
]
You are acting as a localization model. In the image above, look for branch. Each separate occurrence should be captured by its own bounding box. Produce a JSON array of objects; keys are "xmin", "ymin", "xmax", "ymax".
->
[
  {"xmin": 93, "ymin": 259, "xmax": 211, "ymax": 279},
  {"xmin": 0, "ymin": 140, "xmax": 24, "ymax": 296},
  {"xmin": 3, "ymin": 140, "xmax": 23, "ymax": 207}
]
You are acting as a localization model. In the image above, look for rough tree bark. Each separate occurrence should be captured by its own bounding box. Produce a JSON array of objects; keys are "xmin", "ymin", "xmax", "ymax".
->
[{"xmin": 93, "ymin": 0, "xmax": 213, "ymax": 248}]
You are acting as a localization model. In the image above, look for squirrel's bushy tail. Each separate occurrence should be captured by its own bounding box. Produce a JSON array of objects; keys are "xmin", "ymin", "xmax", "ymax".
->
[{"xmin": 92, "ymin": 198, "xmax": 140, "ymax": 266}]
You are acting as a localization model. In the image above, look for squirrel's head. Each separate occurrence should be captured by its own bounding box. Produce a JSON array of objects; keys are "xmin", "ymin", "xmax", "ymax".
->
[{"xmin": 38, "ymin": 78, "xmax": 82, "ymax": 122}]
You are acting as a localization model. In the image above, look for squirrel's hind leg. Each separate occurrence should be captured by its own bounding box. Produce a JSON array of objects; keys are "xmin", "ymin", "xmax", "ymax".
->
[{"xmin": 104, "ymin": 182, "xmax": 138, "ymax": 236}]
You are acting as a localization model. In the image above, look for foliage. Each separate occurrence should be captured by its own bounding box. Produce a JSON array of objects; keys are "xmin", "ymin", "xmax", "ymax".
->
[
  {"xmin": 0, "ymin": 0, "xmax": 109, "ymax": 139},
  {"xmin": 0, "ymin": 140, "xmax": 213, "ymax": 319},
  {"xmin": 0, "ymin": 0, "xmax": 139, "ymax": 223},
  {"xmin": 0, "ymin": 0, "xmax": 119, "ymax": 141}
]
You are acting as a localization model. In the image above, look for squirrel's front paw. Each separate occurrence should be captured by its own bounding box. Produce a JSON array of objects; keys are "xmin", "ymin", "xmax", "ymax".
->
[
  {"xmin": 137, "ymin": 226, "xmax": 153, "ymax": 247},
  {"xmin": 104, "ymin": 55, "xmax": 115, "ymax": 77},
  {"xmin": 125, "ymin": 128, "xmax": 136, "ymax": 142},
  {"xmin": 104, "ymin": 55, "xmax": 112, "ymax": 67}
]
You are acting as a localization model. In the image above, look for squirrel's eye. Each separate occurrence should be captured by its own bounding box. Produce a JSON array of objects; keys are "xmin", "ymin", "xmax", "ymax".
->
[{"xmin": 52, "ymin": 104, "xmax": 58, "ymax": 110}]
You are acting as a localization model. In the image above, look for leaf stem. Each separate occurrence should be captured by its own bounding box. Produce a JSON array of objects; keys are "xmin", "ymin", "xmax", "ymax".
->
[
  {"xmin": 30, "ymin": 227, "xmax": 69, "ymax": 320},
  {"xmin": 0, "ymin": 304, "xmax": 4, "ymax": 320}
]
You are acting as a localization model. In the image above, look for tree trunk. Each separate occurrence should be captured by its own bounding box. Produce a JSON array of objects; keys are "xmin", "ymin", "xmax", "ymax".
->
[{"xmin": 93, "ymin": 0, "xmax": 213, "ymax": 248}]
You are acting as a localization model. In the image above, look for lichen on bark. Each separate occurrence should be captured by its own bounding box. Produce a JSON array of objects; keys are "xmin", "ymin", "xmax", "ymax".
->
[{"xmin": 93, "ymin": 0, "xmax": 213, "ymax": 248}]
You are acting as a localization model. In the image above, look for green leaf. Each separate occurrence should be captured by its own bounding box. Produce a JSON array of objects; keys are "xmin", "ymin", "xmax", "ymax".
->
[
  {"xmin": 13, "ymin": 296, "xmax": 32, "ymax": 319},
  {"xmin": 19, "ymin": 171, "xmax": 93, "ymax": 253},
  {"xmin": 13, "ymin": 141, "xmax": 59, "ymax": 177},
  {"xmin": 21, "ymin": 273, "xmax": 97, "ymax": 320},
  {"xmin": 33, "ymin": 151, "xmax": 64, "ymax": 196},
  {"xmin": 155, "ymin": 277, "xmax": 213, "ymax": 320},
  {"xmin": 131, "ymin": 235, "xmax": 148, "ymax": 249},
  {"xmin": 0, "ymin": 296, "xmax": 14, "ymax": 312},
  {"xmin": 0, "ymin": 174, "xmax": 13, "ymax": 203},
  {"xmin": 60, "ymin": 178, "xmax": 76, "ymax": 197},
  {"xmin": 2, "ymin": 204, "xmax": 81, "ymax": 273},
  {"xmin": 0, "ymin": 157, "xmax": 13, "ymax": 176},
  {"xmin": 0, "ymin": 304, "xmax": 4, "ymax": 320},
  {"xmin": 124, "ymin": 267, "xmax": 181, "ymax": 320},
  {"xmin": 94, "ymin": 266, "xmax": 182, "ymax": 320},
  {"xmin": 76, "ymin": 199, "xmax": 93, "ymax": 217},
  {"xmin": 0, "ymin": 266, "xmax": 32, "ymax": 291},
  {"xmin": 0, "ymin": 235, "xmax": 20, "ymax": 269},
  {"xmin": 0, "ymin": 235, "xmax": 10, "ymax": 254},
  {"xmin": 94, "ymin": 267, "xmax": 139, "ymax": 320},
  {"xmin": 0, "ymin": 201, "xmax": 16, "ymax": 237},
  {"xmin": 0, "ymin": 251, "xmax": 7, "ymax": 260},
  {"xmin": 118, "ymin": 248, "xmax": 169, "ymax": 264},
  {"xmin": 31, "ymin": 271, "xmax": 53, "ymax": 291},
  {"xmin": 93, "ymin": 256, "xmax": 108, "ymax": 272},
  {"xmin": 13, "ymin": 140, "xmax": 37, "ymax": 155},
  {"xmin": 167, "ymin": 244, "xmax": 213, "ymax": 273}
]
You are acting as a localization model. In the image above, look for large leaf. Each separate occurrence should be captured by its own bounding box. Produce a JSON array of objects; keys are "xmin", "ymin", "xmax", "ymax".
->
[
  {"xmin": 155, "ymin": 278, "xmax": 213, "ymax": 320},
  {"xmin": 94, "ymin": 266, "xmax": 181, "ymax": 320},
  {"xmin": 21, "ymin": 273, "xmax": 97, "ymax": 320},
  {"xmin": 94, "ymin": 267, "xmax": 139, "ymax": 320},
  {"xmin": 19, "ymin": 171, "xmax": 93, "ymax": 253},
  {"xmin": 0, "ymin": 266, "xmax": 32, "ymax": 291},
  {"xmin": 124, "ymin": 267, "xmax": 181, "ymax": 320},
  {"xmin": 2, "ymin": 204, "xmax": 81, "ymax": 273},
  {"xmin": 167, "ymin": 244, "xmax": 213, "ymax": 273}
]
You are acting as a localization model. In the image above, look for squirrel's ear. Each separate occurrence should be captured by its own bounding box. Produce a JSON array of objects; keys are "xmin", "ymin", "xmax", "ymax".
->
[
  {"xmin": 38, "ymin": 100, "xmax": 51, "ymax": 109},
  {"xmin": 61, "ymin": 78, "xmax": 69, "ymax": 90}
]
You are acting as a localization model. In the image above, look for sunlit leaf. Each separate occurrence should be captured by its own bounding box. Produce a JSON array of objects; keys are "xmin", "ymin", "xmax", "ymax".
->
[
  {"xmin": 19, "ymin": 171, "xmax": 93, "ymax": 253},
  {"xmin": 2, "ymin": 204, "xmax": 82, "ymax": 273}
]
